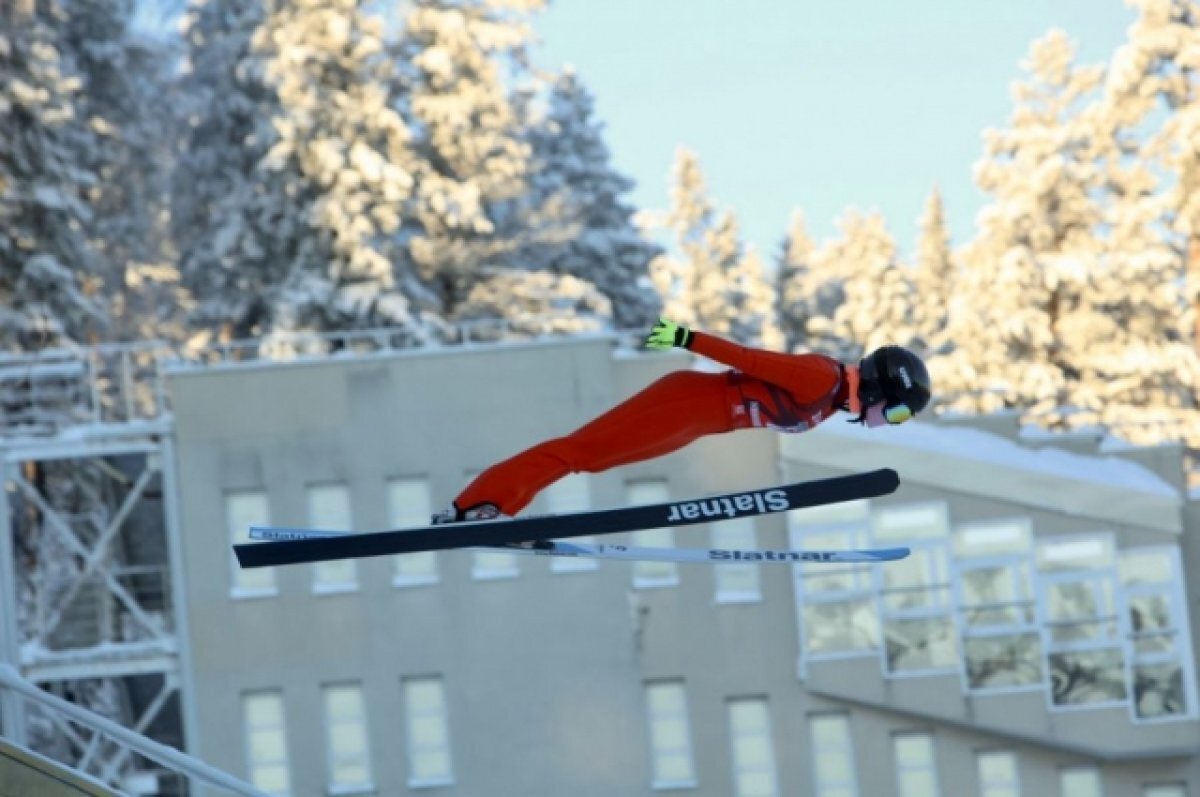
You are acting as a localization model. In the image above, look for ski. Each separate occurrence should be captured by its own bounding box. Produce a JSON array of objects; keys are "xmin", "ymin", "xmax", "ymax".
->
[
  {"xmin": 249, "ymin": 526, "xmax": 910, "ymax": 564},
  {"xmin": 234, "ymin": 468, "xmax": 899, "ymax": 569}
]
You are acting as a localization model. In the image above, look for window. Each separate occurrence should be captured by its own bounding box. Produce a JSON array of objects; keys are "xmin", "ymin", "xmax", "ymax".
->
[
  {"xmin": 792, "ymin": 500, "xmax": 874, "ymax": 594},
  {"xmin": 976, "ymin": 751, "xmax": 1019, "ymax": 797},
  {"xmin": 644, "ymin": 680, "xmax": 696, "ymax": 788},
  {"xmin": 713, "ymin": 517, "xmax": 761, "ymax": 604},
  {"xmin": 387, "ymin": 477, "xmax": 437, "ymax": 586},
  {"xmin": 464, "ymin": 472, "xmax": 518, "ymax": 580},
  {"xmin": 402, "ymin": 677, "xmax": 453, "ymax": 787},
  {"xmin": 243, "ymin": 691, "xmax": 290, "ymax": 795},
  {"xmin": 1038, "ymin": 537, "xmax": 1114, "ymax": 573},
  {"xmin": 954, "ymin": 519, "xmax": 1041, "ymax": 691},
  {"xmin": 729, "ymin": 698, "xmax": 778, "ymax": 797},
  {"xmin": 893, "ymin": 733, "xmax": 939, "ymax": 797},
  {"xmin": 227, "ymin": 491, "xmax": 275, "ymax": 597},
  {"xmin": 874, "ymin": 504, "xmax": 956, "ymax": 674},
  {"xmin": 875, "ymin": 504, "xmax": 951, "ymax": 611},
  {"xmin": 1060, "ymin": 766, "xmax": 1102, "ymax": 797},
  {"xmin": 323, "ymin": 683, "xmax": 372, "ymax": 793},
  {"xmin": 1044, "ymin": 576, "xmax": 1119, "ymax": 646},
  {"xmin": 791, "ymin": 500, "xmax": 879, "ymax": 660},
  {"xmin": 628, "ymin": 480, "xmax": 678, "ymax": 588},
  {"xmin": 1038, "ymin": 536, "xmax": 1126, "ymax": 708},
  {"xmin": 954, "ymin": 520, "xmax": 1032, "ymax": 560},
  {"xmin": 546, "ymin": 474, "xmax": 598, "ymax": 574},
  {"xmin": 1143, "ymin": 785, "xmax": 1187, "ymax": 797},
  {"xmin": 308, "ymin": 483, "xmax": 356, "ymax": 593},
  {"xmin": 962, "ymin": 632, "xmax": 1043, "ymax": 693},
  {"xmin": 472, "ymin": 547, "xmax": 519, "ymax": 580},
  {"xmin": 809, "ymin": 713, "xmax": 858, "ymax": 797},
  {"xmin": 1120, "ymin": 548, "xmax": 1193, "ymax": 720}
]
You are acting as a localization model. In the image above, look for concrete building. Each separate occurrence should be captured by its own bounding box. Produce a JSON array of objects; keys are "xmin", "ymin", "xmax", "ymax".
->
[
  {"xmin": 3, "ymin": 330, "xmax": 1199, "ymax": 796},
  {"xmin": 168, "ymin": 335, "xmax": 1198, "ymax": 797}
]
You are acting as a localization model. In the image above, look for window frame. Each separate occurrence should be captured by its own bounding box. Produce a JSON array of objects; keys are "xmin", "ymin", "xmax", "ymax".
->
[
  {"xmin": 402, "ymin": 675, "xmax": 455, "ymax": 789},
  {"xmin": 1036, "ymin": 541, "xmax": 1128, "ymax": 713},
  {"xmin": 808, "ymin": 712, "xmax": 860, "ymax": 797},
  {"xmin": 227, "ymin": 490, "xmax": 277, "ymax": 600},
  {"xmin": 727, "ymin": 696, "xmax": 778, "ymax": 797},
  {"xmin": 975, "ymin": 749, "xmax": 1020, "ymax": 797},
  {"xmin": 892, "ymin": 731, "xmax": 941, "ymax": 797},
  {"xmin": 1058, "ymin": 764, "xmax": 1104, "ymax": 797},
  {"xmin": 713, "ymin": 516, "xmax": 762, "ymax": 605},
  {"xmin": 546, "ymin": 474, "xmax": 599, "ymax": 574},
  {"xmin": 387, "ymin": 476, "xmax": 439, "ymax": 588},
  {"xmin": 470, "ymin": 547, "xmax": 520, "ymax": 581},
  {"xmin": 872, "ymin": 503, "xmax": 955, "ymax": 678},
  {"xmin": 307, "ymin": 482, "xmax": 358, "ymax": 596},
  {"xmin": 1119, "ymin": 546, "xmax": 1198, "ymax": 724},
  {"xmin": 791, "ymin": 501, "xmax": 878, "ymax": 672},
  {"xmin": 953, "ymin": 552, "xmax": 1043, "ymax": 695},
  {"xmin": 627, "ymin": 480, "xmax": 679, "ymax": 589},
  {"xmin": 644, "ymin": 679, "xmax": 698, "ymax": 790},
  {"xmin": 242, "ymin": 689, "xmax": 291, "ymax": 794},
  {"xmin": 321, "ymin": 681, "xmax": 375, "ymax": 795}
]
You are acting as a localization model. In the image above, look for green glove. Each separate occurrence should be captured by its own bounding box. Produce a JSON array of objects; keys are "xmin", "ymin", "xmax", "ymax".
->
[{"xmin": 644, "ymin": 317, "xmax": 694, "ymax": 350}]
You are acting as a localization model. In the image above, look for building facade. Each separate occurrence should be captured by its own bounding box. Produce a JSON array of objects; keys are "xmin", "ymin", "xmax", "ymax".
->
[{"xmin": 166, "ymin": 335, "xmax": 1200, "ymax": 797}]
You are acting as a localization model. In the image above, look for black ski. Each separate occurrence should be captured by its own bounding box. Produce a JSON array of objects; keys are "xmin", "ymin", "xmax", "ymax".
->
[{"xmin": 234, "ymin": 468, "xmax": 899, "ymax": 569}]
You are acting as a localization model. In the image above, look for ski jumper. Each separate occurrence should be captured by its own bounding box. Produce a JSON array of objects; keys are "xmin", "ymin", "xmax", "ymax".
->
[{"xmin": 452, "ymin": 332, "xmax": 855, "ymax": 517}]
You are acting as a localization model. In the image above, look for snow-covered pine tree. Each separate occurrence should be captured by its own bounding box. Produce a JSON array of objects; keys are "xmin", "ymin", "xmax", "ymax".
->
[
  {"xmin": 1083, "ymin": 162, "xmax": 1200, "ymax": 450},
  {"xmin": 173, "ymin": 0, "xmax": 309, "ymax": 341},
  {"xmin": 695, "ymin": 211, "xmax": 778, "ymax": 345},
  {"xmin": 455, "ymin": 268, "xmax": 614, "ymax": 338},
  {"xmin": 648, "ymin": 147, "xmax": 709, "ymax": 327},
  {"xmin": 809, "ymin": 210, "xmax": 915, "ymax": 361},
  {"xmin": 396, "ymin": 0, "xmax": 544, "ymax": 315},
  {"xmin": 911, "ymin": 187, "xmax": 955, "ymax": 354},
  {"xmin": 177, "ymin": 0, "xmax": 425, "ymax": 343},
  {"xmin": 690, "ymin": 209, "xmax": 742, "ymax": 335},
  {"xmin": 0, "ymin": 0, "xmax": 107, "ymax": 350},
  {"xmin": 1086, "ymin": 0, "xmax": 1200, "ymax": 452},
  {"xmin": 256, "ymin": 0, "xmax": 425, "ymax": 335},
  {"xmin": 775, "ymin": 209, "xmax": 840, "ymax": 352},
  {"xmin": 1106, "ymin": 0, "xmax": 1200, "ymax": 305},
  {"xmin": 518, "ymin": 67, "xmax": 662, "ymax": 329},
  {"xmin": 61, "ymin": 0, "xmax": 187, "ymax": 343},
  {"xmin": 651, "ymin": 147, "xmax": 777, "ymax": 344},
  {"xmin": 730, "ymin": 246, "xmax": 784, "ymax": 349},
  {"xmin": 941, "ymin": 30, "xmax": 1107, "ymax": 417}
]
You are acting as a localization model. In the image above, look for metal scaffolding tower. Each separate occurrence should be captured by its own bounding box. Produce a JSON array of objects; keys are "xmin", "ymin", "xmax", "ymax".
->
[{"xmin": 0, "ymin": 342, "xmax": 193, "ymax": 796}]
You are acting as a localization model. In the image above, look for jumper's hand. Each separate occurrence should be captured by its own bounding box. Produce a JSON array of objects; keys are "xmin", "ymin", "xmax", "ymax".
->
[{"xmin": 644, "ymin": 317, "xmax": 693, "ymax": 350}]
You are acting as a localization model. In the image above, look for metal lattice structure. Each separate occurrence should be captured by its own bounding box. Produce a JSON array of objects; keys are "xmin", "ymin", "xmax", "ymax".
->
[{"xmin": 0, "ymin": 341, "xmax": 184, "ymax": 794}]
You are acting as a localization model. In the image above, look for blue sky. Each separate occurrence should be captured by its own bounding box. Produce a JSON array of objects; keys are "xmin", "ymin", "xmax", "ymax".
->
[{"xmin": 533, "ymin": 0, "xmax": 1137, "ymax": 259}]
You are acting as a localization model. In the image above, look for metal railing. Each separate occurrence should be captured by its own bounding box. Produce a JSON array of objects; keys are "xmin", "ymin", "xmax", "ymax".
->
[
  {"xmin": 0, "ymin": 664, "xmax": 270, "ymax": 797},
  {"xmin": 171, "ymin": 314, "xmax": 619, "ymax": 369},
  {"xmin": 0, "ymin": 316, "xmax": 640, "ymax": 438},
  {"xmin": 0, "ymin": 342, "xmax": 170, "ymax": 435}
]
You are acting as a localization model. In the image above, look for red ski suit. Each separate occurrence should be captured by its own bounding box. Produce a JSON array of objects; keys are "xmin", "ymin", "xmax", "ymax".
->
[{"xmin": 453, "ymin": 331, "xmax": 855, "ymax": 516}]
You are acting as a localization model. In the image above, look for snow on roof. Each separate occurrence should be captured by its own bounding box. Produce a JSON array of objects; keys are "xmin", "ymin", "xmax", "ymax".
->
[
  {"xmin": 786, "ymin": 416, "xmax": 1183, "ymax": 533},
  {"xmin": 815, "ymin": 418, "xmax": 1178, "ymax": 498}
]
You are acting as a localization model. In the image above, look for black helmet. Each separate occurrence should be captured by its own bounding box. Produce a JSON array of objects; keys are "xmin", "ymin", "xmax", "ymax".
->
[{"xmin": 858, "ymin": 346, "xmax": 932, "ymax": 417}]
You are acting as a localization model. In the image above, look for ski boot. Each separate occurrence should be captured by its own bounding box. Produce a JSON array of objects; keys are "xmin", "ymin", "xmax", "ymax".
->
[{"xmin": 431, "ymin": 502, "xmax": 510, "ymax": 525}]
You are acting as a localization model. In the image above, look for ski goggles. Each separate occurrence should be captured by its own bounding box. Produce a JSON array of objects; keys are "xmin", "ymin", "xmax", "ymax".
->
[{"xmin": 864, "ymin": 401, "xmax": 915, "ymax": 428}]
